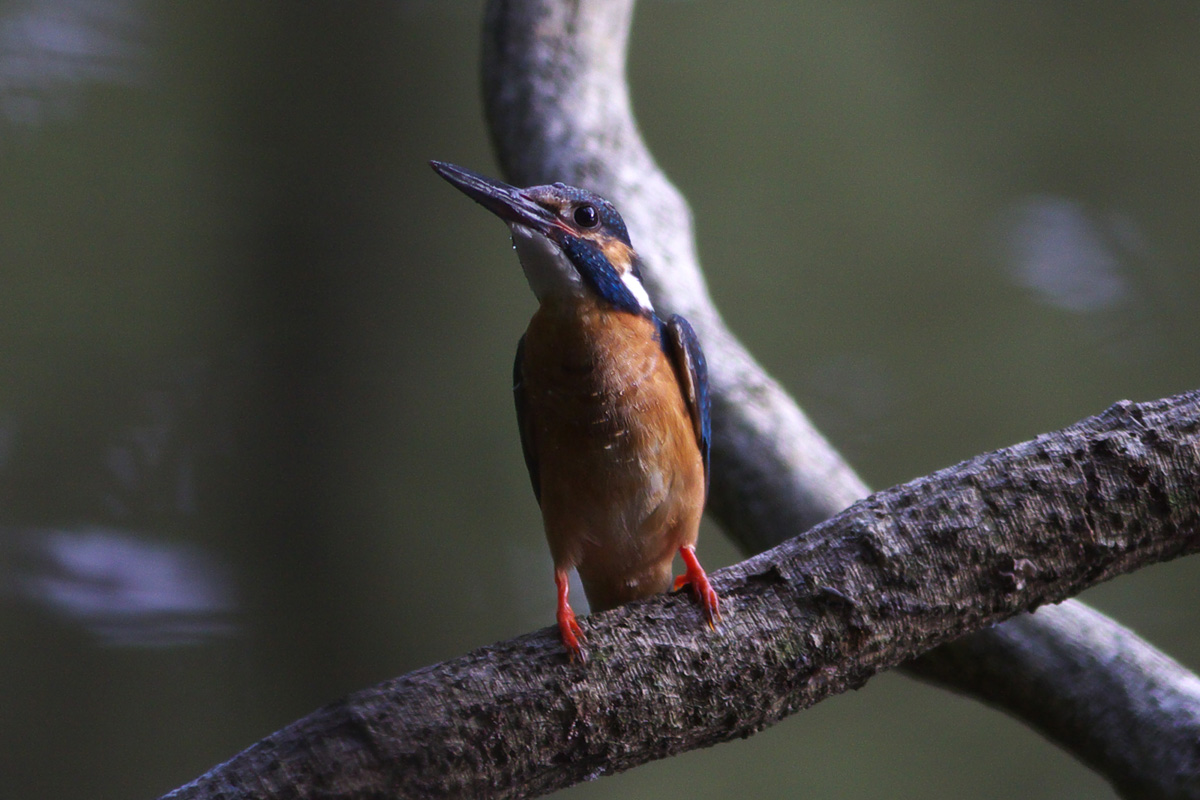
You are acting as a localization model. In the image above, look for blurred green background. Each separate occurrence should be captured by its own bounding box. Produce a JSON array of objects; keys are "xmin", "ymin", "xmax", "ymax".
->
[{"xmin": 1, "ymin": 2, "xmax": 1198, "ymax": 798}]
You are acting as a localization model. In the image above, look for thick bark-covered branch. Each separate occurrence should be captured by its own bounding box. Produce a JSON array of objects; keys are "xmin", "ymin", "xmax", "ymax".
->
[
  {"xmin": 159, "ymin": 3, "xmax": 1200, "ymax": 798},
  {"xmin": 163, "ymin": 392, "xmax": 1200, "ymax": 799},
  {"xmin": 480, "ymin": 1, "xmax": 1200, "ymax": 796}
]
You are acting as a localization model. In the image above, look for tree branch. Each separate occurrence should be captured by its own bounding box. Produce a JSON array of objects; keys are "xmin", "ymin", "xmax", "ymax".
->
[
  {"xmin": 480, "ymin": 1, "xmax": 1200, "ymax": 796},
  {"xmin": 483, "ymin": 0, "xmax": 868, "ymax": 549},
  {"xmin": 909, "ymin": 602, "xmax": 1200, "ymax": 799},
  {"xmin": 162, "ymin": 391, "xmax": 1200, "ymax": 799},
  {"xmin": 159, "ymin": 2, "xmax": 1200, "ymax": 798}
]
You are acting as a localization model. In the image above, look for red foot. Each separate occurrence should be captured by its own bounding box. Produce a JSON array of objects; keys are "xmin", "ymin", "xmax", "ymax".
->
[
  {"xmin": 556, "ymin": 569, "xmax": 586, "ymax": 662},
  {"xmin": 675, "ymin": 545, "xmax": 721, "ymax": 629}
]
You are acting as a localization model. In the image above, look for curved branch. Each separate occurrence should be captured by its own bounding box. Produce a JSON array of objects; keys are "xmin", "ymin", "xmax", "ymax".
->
[
  {"xmin": 483, "ymin": 0, "xmax": 866, "ymax": 550},
  {"xmin": 909, "ymin": 602, "xmax": 1200, "ymax": 799},
  {"xmin": 162, "ymin": 392, "xmax": 1200, "ymax": 799},
  {"xmin": 479, "ymin": 0, "xmax": 1200, "ymax": 796}
]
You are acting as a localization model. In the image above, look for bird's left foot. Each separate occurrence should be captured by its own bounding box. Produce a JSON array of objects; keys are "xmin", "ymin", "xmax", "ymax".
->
[
  {"xmin": 555, "ymin": 569, "xmax": 587, "ymax": 662},
  {"xmin": 674, "ymin": 544, "xmax": 721, "ymax": 629}
]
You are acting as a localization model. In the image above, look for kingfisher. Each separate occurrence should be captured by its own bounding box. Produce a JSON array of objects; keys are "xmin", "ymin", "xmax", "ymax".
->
[{"xmin": 430, "ymin": 160, "xmax": 719, "ymax": 661}]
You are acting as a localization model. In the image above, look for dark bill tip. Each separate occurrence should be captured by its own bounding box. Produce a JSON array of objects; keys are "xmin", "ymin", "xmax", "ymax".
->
[{"xmin": 429, "ymin": 160, "xmax": 555, "ymax": 233}]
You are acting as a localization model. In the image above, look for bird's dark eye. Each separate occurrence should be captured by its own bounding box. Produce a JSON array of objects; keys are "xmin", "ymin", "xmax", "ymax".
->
[{"xmin": 573, "ymin": 204, "xmax": 600, "ymax": 228}]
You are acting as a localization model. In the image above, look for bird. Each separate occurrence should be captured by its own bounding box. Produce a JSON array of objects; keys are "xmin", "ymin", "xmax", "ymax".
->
[{"xmin": 430, "ymin": 160, "xmax": 719, "ymax": 661}]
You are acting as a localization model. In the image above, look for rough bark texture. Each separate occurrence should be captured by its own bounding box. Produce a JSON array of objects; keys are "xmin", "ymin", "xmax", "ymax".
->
[
  {"xmin": 480, "ymin": 1, "xmax": 1200, "ymax": 796},
  {"xmin": 162, "ymin": 392, "xmax": 1200, "ymax": 799},
  {"xmin": 159, "ymin": 2, "xmax": 1200, "ymax": 798}
]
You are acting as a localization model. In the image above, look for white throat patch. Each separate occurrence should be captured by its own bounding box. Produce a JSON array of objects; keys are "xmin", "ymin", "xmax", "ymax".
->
[
  {"xmin": 508, "ymin": 223, "xmax": 654, "ymax": 313},
  {"xmin": 509, "ymin": 223, "xmax": 584, "ymax": 303}
]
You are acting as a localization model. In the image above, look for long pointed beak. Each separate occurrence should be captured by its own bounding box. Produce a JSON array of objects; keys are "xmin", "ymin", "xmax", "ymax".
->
[{"xmin": 430, "ymin": 161, "xmax": 558, "ymax": 235}]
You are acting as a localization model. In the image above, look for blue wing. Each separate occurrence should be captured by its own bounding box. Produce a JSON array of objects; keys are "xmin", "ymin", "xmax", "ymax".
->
[
  {"xmin": 662, "ymin": 314, "xmax": 712, "ymax": 497},
  {"xmin": 513, "ymin": 335, "xmax": 541, "ymax": 504}
]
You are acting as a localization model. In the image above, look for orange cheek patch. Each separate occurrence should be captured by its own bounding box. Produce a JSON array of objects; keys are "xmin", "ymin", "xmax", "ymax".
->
[{"xmin": 599, "ymin": 240, "xmax": 636, "ymax": 275}]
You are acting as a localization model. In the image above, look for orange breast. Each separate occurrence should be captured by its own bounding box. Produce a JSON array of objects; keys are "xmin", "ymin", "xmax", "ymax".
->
[{"xmin": 520, "ymin": 299, "xmax": 705, "ymax": 611}]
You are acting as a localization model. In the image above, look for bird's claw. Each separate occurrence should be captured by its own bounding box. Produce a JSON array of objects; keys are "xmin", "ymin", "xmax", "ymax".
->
[
  {"xmin": 677, "ymin": 545, "xmax": 721, "ymax": 629},
  {"xmin": 558, "ymin": 606, "xmax": 587, "ymax": 663}
]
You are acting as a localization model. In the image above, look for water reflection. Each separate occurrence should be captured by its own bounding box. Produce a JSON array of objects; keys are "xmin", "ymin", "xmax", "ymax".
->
[
  {"xmin": 6, "ymin": 526, "xmax": 237, "ymax": 646},
  {"xmin": 1000, "ymin": 196, "xmax": 1133, "ymax": 312},
  {"xmin": 0, "ymin": 0, "xmax": 144, "ymax": 126}
]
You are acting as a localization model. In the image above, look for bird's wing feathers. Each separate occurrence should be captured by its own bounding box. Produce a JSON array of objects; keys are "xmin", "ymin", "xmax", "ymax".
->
[
  {"xmin": 663, "ymin": 314, "xmax": 712, "ymax": 497},
  {"xmin": 513, "ymin": 335, "xmax": 541, "ymax": 504}
]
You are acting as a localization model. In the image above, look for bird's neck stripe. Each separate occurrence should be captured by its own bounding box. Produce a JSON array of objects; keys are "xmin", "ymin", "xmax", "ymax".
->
[
  {"xmin": 621, "ymin": 270, "xmax": 654, "ymax": 313},
  {"xmin": 563, "ymin": 237, "xmax": 654, "ymax": 317}
]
